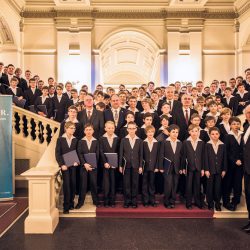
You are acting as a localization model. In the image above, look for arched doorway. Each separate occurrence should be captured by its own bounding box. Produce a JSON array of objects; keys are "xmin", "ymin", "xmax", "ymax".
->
[{"xmin": 98, "ymin": 30, "xmax": 164, "ymax": 90}]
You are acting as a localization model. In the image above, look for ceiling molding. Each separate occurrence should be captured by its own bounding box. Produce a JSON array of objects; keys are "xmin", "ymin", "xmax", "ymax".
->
[{"xmin": 21, "ymin": 8, "xmax": 237, "ymax": 19}]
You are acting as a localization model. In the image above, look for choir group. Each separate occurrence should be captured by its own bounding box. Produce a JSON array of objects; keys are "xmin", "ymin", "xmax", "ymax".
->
[{"xmin": 1, "ymin": 63, "xmax": 250, "ymax": 234}]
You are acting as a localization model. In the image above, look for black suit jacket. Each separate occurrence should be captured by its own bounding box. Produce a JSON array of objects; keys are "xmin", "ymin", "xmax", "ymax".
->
[
  {"xmin": 243, "ymin": 123, "xmax": 250, "ymax": 175},
  {"xmin": 55, "ymin": 136, "xmax": 78, "ymax": 168},
  {"xmin": 34, "ymin": 96, "xmax": 53, "ymax": 118},
  {"xmin": 222, "ymin": 96, "xmax": 238, "ymax": 116},
  {"xmin": 0, "ymin": 74, "xmax": 10, "ymax": 89},
  {"xmin": 218, "ymin": 123, "xmax": 229, "ymax": 142},
  {"xmin": 224, "ymin": 133, "xmax": 243, "ymax": 168},
  {"xmin": 16, "ymin": 77, "xmax": 28, "ymax": 92},
  {"xmin": 77, "ymin": 139, "xmax": 99, "ymax": 166},
  {"xmin": 24, "ymin": 88, "xmax": 42, "ymax": 108},
  {"xmin": 6, "ymin": 87, "xmax": 23, "ymax": 97},
  {"xmin": 204, "ymin": 142, "xmax": 227, "ymax": 174},
  {"xmin": 52, "ymin": 95, "xmax": 71, "ymax": 122},
  {"xmin": 172, "ymin": 108, "xmax": 198, "ymax": 141},
  {"xmin": 119, "ymin": 137, "xmax": 143, "ymax": 169},
  {"xmin": 104, "ymin": 108, "xmax": 127, "ymax": 135},
  {"xmin": 235, "ymin": 92, "xmax": 250, "ymax": 115},
  {"xmin": 99, "ymin": 136, "xmax": 120, "ymax": 165},
  {"xmin": 181, "ymin": 139, "xmax": 205, "ymax": 172},
  {"xmin": 160, "ymin": 140, "xmax": 182, "ymax": 174},
  {"xmin": 142, "ymin": 140, "xmax": 159, "ymax": 171},
  {"xmin": 0, "ymin": 83, "xmax": 6, "ymax": 94},
  {"xmin": 78, "ymin": 109, "xmax": 104, "ymax": 138}
]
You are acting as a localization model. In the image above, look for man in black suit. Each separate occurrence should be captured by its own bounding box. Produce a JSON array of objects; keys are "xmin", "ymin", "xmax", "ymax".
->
[
  {"xmin": 15, "ymin": 68, "xmax": 28, "ymax": 92},
  {"xmin": 78, "ymin": 94, "xmax": 104, "ymax": 138},
  {"xmin": 242, "ymin": 105, "xmax": 250, "ymax": 234},
  {"xmin": 104, "ymin": 94, "xmax": 127, "ymax": 136},
  {"xmin": 0, "ymin": 64, "xmax": 15, "ymax": 90},
  {"xmin": 172, "ymin": 94, "xmax": 198, "ymax": 141},
  {"xmin": 24, "ymin": 78, "xmax": 42, "ymax": 109},
  {"xmin": 163, "ymin": 86, "xmax": 182, "ymax": 114},
  {"xmin": 52, "ymin": 85, "xmax": 71, "ymax": 122}
]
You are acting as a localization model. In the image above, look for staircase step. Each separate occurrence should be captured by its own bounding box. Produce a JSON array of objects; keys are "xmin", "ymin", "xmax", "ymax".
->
[
  {"xmin": 96, "ymin": 203, "xmax": 214, "ymax": 218},
  {"xmin": 214, "ymin": 202, "xmax": 248, "ymax": 218}
]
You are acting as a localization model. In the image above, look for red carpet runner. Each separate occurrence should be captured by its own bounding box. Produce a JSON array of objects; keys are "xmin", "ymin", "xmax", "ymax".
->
[{"xmin": 96, "ymin": 195, "xmax": 214, "ymax": 218}]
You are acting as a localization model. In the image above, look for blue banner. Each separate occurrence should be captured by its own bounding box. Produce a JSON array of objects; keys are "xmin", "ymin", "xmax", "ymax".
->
[{"xmin": 0, "ymin": 96, "xmax": 13, "ymax": 201}]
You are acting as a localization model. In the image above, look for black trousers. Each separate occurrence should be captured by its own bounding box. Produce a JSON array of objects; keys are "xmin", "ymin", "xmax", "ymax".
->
[
  {"xmin": 186, "ymin": 170, "xmax": 201, "ymax": 207},
  {"xmin": 244, "ymin": 173, "xmax": 250, "ymax": 220},
  {"xmin": 206, "ymin": 173, "xmax": 222, "ymax": 206},
  {"xmin": 163, "ymin": 170, "xmax": 179, "ymax": 205},
  {"xmin": 155, "ymin": 172, "xmax": 164, "ymax": 194},
  {"xmin": 78, "ymin": 167, "xmax": 98, "ymax": 204},
  {"xmin": 142, "ymin": 171, "xmax": 155, "ymax": 204},
  {"xmin": 62, "ymin": 167, "xmax": 76, "ymax": 210},
  {"xmin": 123, "ymin": 167, "xmax": 139, "ymax": 205},
  {"xmin": 103, "ymin": 168, "xmax": 116, "ymax": 203},
  {"xmin": 222, "ymin": 166, "xmax": 243, "ymax": 205}
]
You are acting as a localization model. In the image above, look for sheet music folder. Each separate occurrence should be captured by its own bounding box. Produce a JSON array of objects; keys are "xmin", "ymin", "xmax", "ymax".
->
[
  {"xmin": 62, "ymin": 150, "xmax": 80, "ymax": 167},
  {"xmin": 84, "ymin": 153, "xmax": 97, "ymax": 169},
  {"xmin": 105, "ymin": 153, "xmax": 118, "ymax": 169}
]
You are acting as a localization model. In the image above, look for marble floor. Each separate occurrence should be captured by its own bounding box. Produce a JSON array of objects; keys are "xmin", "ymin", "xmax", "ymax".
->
[{"xmin": 0, "ymin": 214, "xmax": 249, "ymax": 250}]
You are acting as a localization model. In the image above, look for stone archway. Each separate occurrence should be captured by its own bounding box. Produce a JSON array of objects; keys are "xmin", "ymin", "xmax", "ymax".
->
[{"xmin": 98, "ymin": 30, "xmax": 162, "ymax": 89}]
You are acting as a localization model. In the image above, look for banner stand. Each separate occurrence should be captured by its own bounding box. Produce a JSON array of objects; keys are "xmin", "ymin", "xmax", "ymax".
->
[{"xmin": 0, "ymin": 95, "xmax": 13, "ymax": 201}]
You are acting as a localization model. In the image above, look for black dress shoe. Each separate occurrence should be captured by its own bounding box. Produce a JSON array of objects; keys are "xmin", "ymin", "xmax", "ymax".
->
[
  {"xmin": 231, "ymin": 203, "xmax": 237, "ymax": 211},
  {"xmin": 132, "ymin": 204, "xmax": 138, "ymax": 208},
  {"xmin": 75, "ymin": 203, "xmax": 83, "ymax": 209},
  {"xmin": 110, "ymin": 202, "xmax": 115, "ymax": 208},
  {"xmin": 241, "ymin": 222, "xmax": 250, "ymax": 231},
  {"xmin": 69, "ymin": 205, "xmax": 74, "ymax": 210},
  {"xmin": 94, "ymin": 201, "xmax": 101, "ymax": 207},
  {"xmin": 123, "ymin": 204, "xmax": 129, "ymax": 208},
  {"xmin": 143, "ymin": 203, "xmax": 149, "ymax": 207},
  {"xmin": 215, "ymin": 203, "xmax": 221, "ymax": 211},
  {"xmin": 223, "ymin": 203, "xmax": 233, "ymax": 211},
  {"xmin": 151, "ymin": 202, "xmax": 157, "ymax": 207},
  {"xmin": 186, "ymin": 205, "xmax": 192, "ymax": 210},
  {"xmin": 104, "ymin": 203, "xmax": 109, "ymax": 208},
  {"xmin": 208, "ymin": 206, "xmax": 214, "ymax": 211},
  {"xmin": 63, "ymin": 210, "xmax": 69, "ymax": 214}
]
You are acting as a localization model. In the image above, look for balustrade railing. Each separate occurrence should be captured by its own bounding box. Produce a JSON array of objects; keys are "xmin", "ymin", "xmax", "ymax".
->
[{"xmin": 12, "ymin": 106, "xmax": 60, "ymax": 145}]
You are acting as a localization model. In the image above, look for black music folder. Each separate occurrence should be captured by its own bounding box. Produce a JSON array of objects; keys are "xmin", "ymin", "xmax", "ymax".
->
[
  {"xmin": 13, "ymin": 96, "xmax": 26, "ymax": 108},
  {"xmin": 29, "ymin": 105, "xmax": 36, "ymax": 113},
  {"xmin": 163, "ymin": 157, "xmax": 172, "ymax": 174},
  {"xmin": 37, "ymin": 105, "xmax": 48, "ymax": 115},
  {"xmin": 104, "ymin": 153, "xmax": 118, "ymax": 169},
  {"xmin": 84, "ymin": 153, "xmax": 97, "ymax": 169},
  {"xmin": 62, "ymin": 150, "xmax": 80, "ymax": 167}
]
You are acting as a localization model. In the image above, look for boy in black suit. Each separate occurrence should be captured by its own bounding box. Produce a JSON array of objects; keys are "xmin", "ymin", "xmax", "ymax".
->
[
  {"xmin": 142, "ymin": 125, "xmax": 159, "ymax": 207},
  {"xmin": 218, "ymin": 108, "xmax": 232, "ymax": 142},
  {"xmin": 52, "ymin": 85, "xmax": 70, "ymax": 122},
  {"xmin": 205, "ymin": 127, "xmax": 227, "ymax": 211},
  {"xmin": 223, "ymin": 117, "xmax": 244, "ymax": 211},
  {"xmin": 119, "ymin": 111, "xmax": 136, "ymax": 138},
  {"xmin": 203, "ymin": 100, "xmax": 221, "ymax": 126},
  {"xmin": 119, "ymin": 121, "xmax": 143, "ymax": 208},
  {"xmin": 100, "ymin": 121, "xmax": 120, "ymax": 207},
  {"xmin": 76, "ymin": 124, "xmax": 100, "ymax": 208},
  {"xmin": 156, "ymin": 115, "xmax": 170, "ymax": 141},
  {"xmin": 200, "ymin": 116, "xmax": 216, "ymax": 143},
  {"xmin": 160, "ymin": 124, "xmax": 182, "ymax": 208},
  {"xmin": 235, "ymin": 83, "xmax": 250, "ymax": 115},
  {"xmin": 222, "ymin": 87, "xmax": 238, "ymax": 116},
  {"xmin": 181, "ymin": 124, "xmax": 205, "ymax": 209},
  {"xmin": 55, "ymin": 121, "xmax": 79, "ymax": 214},
  {"xmin": 34, "ymin": 86, "xmax": 53, "ymax": 118},
  {"xmin": 160, "ymin": 102, "xmax": 173, "ymax": 124},
  {"xmin": 6, "ymin": 77, "xmax": 24, "ymax": 99},
  {"xmin": 138, "ymin": 112, "xmax": 154, "ymax": 140}
]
